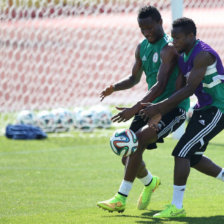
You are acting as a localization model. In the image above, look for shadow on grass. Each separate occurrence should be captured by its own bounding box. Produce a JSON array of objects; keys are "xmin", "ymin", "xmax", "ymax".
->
[
  {"xmin": 104, "ymin": 210, "xmax": 159, "ymax": 220},
  {"xmin": 105, "ymin": 210, "xmax": 224, "ymax": 224},
  {"xmin": 137, "ymin": 211, "xmax": 224, "ymax": 224}
]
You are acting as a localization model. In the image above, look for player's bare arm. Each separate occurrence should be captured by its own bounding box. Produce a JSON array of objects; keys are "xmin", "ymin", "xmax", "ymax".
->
[
  {"xmin": 100, "ymin": 44, "xmax": 143, "ymax": 101},
  {"xmin": 140, "ymin": 51, "xmax": 215, "ymax": 121},
  {"xmin": 139, "ymin": 43, "xmax": 178, "ymax": 105},
  {"xmin": 148, "ymin": 70, "xmax": 187, "ymax": 130},
  {"xmin": 112, "ymin": 44, "xmax": 178, "ymax": 123},
  {"xmin": 176, "ymin": 70, "xmax": 187, "ymax": 91}
]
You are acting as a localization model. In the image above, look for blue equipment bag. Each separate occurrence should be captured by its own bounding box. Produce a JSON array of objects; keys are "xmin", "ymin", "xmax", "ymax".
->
[{"xmin": 5, "ymin": 124, "xmax": 47, "ymax": 140}]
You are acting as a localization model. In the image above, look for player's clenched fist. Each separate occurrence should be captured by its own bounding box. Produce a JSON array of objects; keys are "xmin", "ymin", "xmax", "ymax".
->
[{"xmin": 100, "ymin": 85, "xmax": 114, "ymax": 101}]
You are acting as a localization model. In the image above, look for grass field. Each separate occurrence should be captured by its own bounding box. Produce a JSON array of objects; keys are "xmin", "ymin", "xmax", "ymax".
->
[{"xmin": 0, "ymin": 127, "xmax": 224, "ymax": 224}]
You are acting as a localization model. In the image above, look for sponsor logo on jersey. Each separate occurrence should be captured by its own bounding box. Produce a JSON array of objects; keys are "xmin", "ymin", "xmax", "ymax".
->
[
  {"xmin": 153, "ymin": 52, "xmax": 158, "ymax": 63},
  {"xmin": 199, "ymin": 119, "xmax": 205, "ymax": 125},
  {"xmin": 142, "ymin": 55, "xmax": 147, "ymax": 61}
]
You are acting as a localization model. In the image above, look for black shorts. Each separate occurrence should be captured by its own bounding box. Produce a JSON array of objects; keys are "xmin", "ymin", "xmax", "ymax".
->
[
  {"xmin": 172, "ymin": 107, "xmax": 224, "ymax": 166},
  {"xmin": 130, "ymin": 107, "xmax": 186, "ymax": 149}
]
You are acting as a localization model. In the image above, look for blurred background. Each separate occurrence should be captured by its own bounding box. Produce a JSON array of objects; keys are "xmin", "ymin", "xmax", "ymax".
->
[{"xmin": 0, "ymin": 0, "xmax": 224, "ymax": 134}]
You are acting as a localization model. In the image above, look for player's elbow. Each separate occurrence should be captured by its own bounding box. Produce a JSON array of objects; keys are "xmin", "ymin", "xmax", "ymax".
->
[
  {"xmin": 184, "ymin": 85, "xmax": 195, "ymax": 97},
  {"xmin": 130, "ymin": 76, "xmax": 140, "ymax": 86}
]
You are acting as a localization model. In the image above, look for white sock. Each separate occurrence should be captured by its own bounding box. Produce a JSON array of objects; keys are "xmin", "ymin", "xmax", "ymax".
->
[
  {"xmin": 139, "ymin": 170, "xmax": 153, "ymax": 186},
  {"xmin": 171, "ymin": 185, "xmax": 186, "ymax": 209},
  {"xmin": 118, "ymin": 180, "xmax": 133, "ymax": 197},
  {"xmin": 216, "ymin": 168, "xmax": 224, "ymax": 181}
]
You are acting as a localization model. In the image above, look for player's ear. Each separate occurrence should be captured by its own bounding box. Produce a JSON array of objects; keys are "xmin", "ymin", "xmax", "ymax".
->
[
  {"xmin": 189, "ymin": 32, "xmax": 195, "ymax": 39},
  {"xmin": 159, "ymin": 19, "xmax": 163, "ymax": 26}
]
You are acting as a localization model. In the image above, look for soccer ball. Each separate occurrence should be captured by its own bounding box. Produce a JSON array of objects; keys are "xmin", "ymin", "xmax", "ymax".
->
[
  {"xmin": 36, "ymin": 111, "xmax": 55, "ymax": 133},
  {"xmin": 76, "ymin": 110, "xmax": 95, "ymax": 132},
  {"xmin": 91, "ymin": 106, "xmax": 112, "ymax": 129},
  {"xmin": 52, "ymin": 108, "xmax": 73, "ymax": 132},
  {"xmin": 17, "ymin": 110, "xmax": 36, "ymax": 125},
  {"xmin": 110, "ymin": 129, "xmax": 138, "ymax": 157},
  {"xmin": 73, "ymin": 107, "xmax": 84, "ymax": 128}
]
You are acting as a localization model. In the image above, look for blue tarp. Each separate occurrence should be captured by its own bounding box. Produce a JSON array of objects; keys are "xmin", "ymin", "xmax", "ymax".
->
[{"xmin": 5, "ymin": 124, "xmax": 47, "ymax": 140}]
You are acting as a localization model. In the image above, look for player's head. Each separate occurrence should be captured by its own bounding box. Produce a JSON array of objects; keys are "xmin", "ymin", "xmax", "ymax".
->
[
  {"xmin": 137, "ymin": 6, "xmax": 163, "ymax": 43},
  {"xmin": 171, "ymin": 17, "xmax": 197, "ymax": 53}
]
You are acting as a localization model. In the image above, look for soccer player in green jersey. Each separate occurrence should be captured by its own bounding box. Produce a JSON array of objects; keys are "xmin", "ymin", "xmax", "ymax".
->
[{"xmin": 98, "ymin": 6, "xmax": 190, "ymax": 212}]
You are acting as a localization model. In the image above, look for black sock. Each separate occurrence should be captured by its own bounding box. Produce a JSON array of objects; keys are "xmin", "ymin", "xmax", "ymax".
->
[
  {"xmin": 118, "ymin": 192, "xmax": 127, "ymax": 197},
  {"xmin": 145, "ymin": 178, "xmax": 153, "ymax": 186}
]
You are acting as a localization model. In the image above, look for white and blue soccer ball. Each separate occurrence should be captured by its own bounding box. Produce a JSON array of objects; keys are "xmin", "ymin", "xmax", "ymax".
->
[
  {"xmin": 52, "ymin": 108, "xmax": 73, "ymax": 132},
  {"xmin": 36, "ymin": 111, "xmax": 55, "ymax": 133},
  {"xmin": 16, "ymin": 110, "xmax": 36, "ymax": 125},
  {"xmin": 76, "ymin": 110, "xmax": 95, "ymax": 132},
  {"xmin": 73, "ymin": 107, "xmax": 84, "ymax": 129},
  {"xmin": 90, "ymin": 105, "xmax": 112, "ymax": 129},
  {"xmin": 110, "ymin": 129, "xmax": 138, "ymax": 157}
]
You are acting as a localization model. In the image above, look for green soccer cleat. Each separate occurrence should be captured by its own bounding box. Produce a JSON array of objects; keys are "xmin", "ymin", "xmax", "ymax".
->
[
  {"xmin": 137, "ymin": 176, "xmax": 161, "ymax": 210},
  {"xmin": 97, "ymin": 193, "xmax": 126, "ymax": 213},
  {"xmin": 153, "ymin": 204, "xmax": 186, "ymax": 218}
]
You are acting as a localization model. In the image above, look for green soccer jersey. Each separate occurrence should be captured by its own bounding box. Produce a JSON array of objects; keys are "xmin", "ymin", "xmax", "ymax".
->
[
  {"xmin": 140, "ymin": 34, "xmax": 190, "ymax": 112},
  {"xmin": 202, "ymin": 70, "xmax": 224, "ymax": 113}
]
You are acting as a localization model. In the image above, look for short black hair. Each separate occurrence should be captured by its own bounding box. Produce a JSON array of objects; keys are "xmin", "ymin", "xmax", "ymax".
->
[
  {"xmin": 172, "ymin": 17, "xmax": 197, "ymax": 36},
  {"xmin": 138, "ymin": 6, "xmax": 161, "ymax": 22}
]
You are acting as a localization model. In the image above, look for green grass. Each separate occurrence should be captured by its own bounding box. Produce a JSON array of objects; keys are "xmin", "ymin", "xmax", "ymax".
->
[{"xmin": 0, "ymin": 128, "xmax": 224, "ymax": 224}]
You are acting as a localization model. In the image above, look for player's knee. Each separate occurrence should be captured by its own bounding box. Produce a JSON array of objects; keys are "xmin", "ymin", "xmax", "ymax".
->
[
  {"xmin": 173, "ymin": 150, "xmax": 202, "ymax": 167},
  {"xmin": 190, "ymin": 155, "xmax": 203, "ymax": 167},
  {"xmin": 136, "ymin": 132, "xmax": 148, "ymax": 151}
]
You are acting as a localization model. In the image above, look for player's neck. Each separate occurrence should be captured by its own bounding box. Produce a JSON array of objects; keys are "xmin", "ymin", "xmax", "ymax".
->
[
  {"xmin": 185, "ymin": 39, "xmax": 197, "ymax": 55},
  {"xmin": 155, "ymin": 31, "xmax": 165, "ymax": 43}
]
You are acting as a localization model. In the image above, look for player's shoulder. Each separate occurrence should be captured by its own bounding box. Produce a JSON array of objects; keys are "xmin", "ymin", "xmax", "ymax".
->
[
  {"xmin": 163, "ymin": 42, "xmax": 176, "ymax": 50},
  {"xmin": 160, "ymin": 43, "xmax": 177, "ymax": 58},
  {"xmin": 194, "ymin": 50, "xmax": 215, "ymax": 67},
  {"xmin": 136, "ymin": 39, "xmax": 147, "ymax": 55},
  {"xmin": 136, "ymin": 42, "xmax": 142, "ymax": 52},
  {"xmin": 138, "ymin": 39, "xmax": 148, "ymax": 49},
  {"xmin": 135, "ymin": 42, "xmax": 142, "ymax": 59},
  {"xmin": 160, "ymin": 33, "xmax": 176, "ymax": 54}
]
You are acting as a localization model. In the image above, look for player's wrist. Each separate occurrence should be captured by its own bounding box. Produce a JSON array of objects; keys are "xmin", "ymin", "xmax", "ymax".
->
[
  {"xmin": 110, "ymin": 84, "xmax": 116, "ymax": 92},
  {"xmin": 157, "ymin": 103, "xmax": 165, "ymax": 115},
  {"xmin": 135, "ymin": 101, "xmax": 144, "ymax": 111}
]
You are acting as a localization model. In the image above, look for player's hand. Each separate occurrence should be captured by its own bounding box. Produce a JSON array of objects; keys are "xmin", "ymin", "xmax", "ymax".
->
[
  {"xmin": 148, "ymin": 114, "xmax": 162, "ymax": 131},
  {"xmin": 100, "ymin": 85, "xmax": 114, "ymax": 101},
  {"xmin": 111, "ymin": 107, "xmax": 136, "ymax": 123},
  {"xmin": 139, "ymin": 102, "xmax": 160, "ymax": 122}
]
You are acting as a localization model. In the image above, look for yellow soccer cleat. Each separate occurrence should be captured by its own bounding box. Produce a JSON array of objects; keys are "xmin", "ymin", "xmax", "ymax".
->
[
  {"xmin": 137, "ymin": 176, "xmax": 161, "ymax": 210},
  {"xmin": 97, "ymin": 193, "xmax": 126, "ymax": 213},
  {"xmin": 153, "ymin": 204, "xmax": 186, "ymax": 218}
]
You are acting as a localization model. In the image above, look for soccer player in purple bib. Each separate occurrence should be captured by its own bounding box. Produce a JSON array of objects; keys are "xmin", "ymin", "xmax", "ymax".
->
[{"xmin": 140, "ymin": 17, "xmax": 224, "ymax": 218}]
